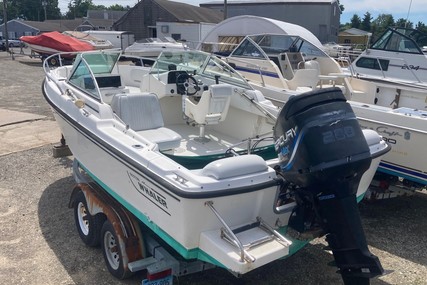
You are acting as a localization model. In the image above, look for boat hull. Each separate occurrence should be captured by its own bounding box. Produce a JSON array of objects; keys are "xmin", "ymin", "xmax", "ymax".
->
[
  {"xmin": 44, "ymin": 80, "xmax": 295, "ymax": 273},
  {"xmin": 351, "ymin": 103, "xmax": 427, "ymax": 185}
]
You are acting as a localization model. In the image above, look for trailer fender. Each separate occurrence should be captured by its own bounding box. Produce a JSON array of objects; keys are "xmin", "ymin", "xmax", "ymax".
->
[{"xmin": 69, "ymin": 183, "xmax": 145, "ymax": 272}]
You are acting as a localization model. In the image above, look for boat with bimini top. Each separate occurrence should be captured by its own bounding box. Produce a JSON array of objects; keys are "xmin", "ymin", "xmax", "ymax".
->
[{"xmin": 200, "ymin": 16, "xmax": 427, "ymax": 191}]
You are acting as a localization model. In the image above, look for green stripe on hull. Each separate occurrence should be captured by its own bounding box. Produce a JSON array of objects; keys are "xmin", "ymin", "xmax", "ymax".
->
[
  {"xmin": 77, "ymin": 161, "xmax": 367, "ymax": 272},
  {"xmin": 79, "ymin": 162, "xmax": 199, "ymax": 259},
  {"xmin": 356, "ymin": 192, "xmax": 366, "ymax": 203}
]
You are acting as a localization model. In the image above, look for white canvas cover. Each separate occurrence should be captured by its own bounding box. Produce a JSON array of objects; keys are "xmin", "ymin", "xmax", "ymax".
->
[{"xmin": 199, "ymin": 15, "xmax": 322, "ymax": 50}]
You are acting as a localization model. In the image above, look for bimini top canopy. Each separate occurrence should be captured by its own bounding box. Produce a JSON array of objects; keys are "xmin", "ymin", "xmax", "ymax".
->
[{"xmin": 199, "ymin": 15, "xmax": 322, "ymax": 51}]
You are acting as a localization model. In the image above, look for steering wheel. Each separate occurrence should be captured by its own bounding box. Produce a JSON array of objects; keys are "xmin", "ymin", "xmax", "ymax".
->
[{"xmin": 176, "ymin": 73, "xmax": 199, "ymax": 96}]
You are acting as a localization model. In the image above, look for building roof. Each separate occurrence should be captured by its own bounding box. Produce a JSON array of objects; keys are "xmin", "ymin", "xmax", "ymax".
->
[
  {"xmin": 157, "ymin": 0, "xmax": 223, "ymax": 23},
  {"xmin": 202, "ymin": 0, "xmax": 337, "ymax": 4},
  {"xmin": 340, "ymin": 28, "xmax": 372, "ymax": 36},
  {"xmin": 17, "ymin": 20, "xmax": 71, "ymax": 33},
  {"xmin": 14, "ymin": 18, "xmax": 116, "ymax": 34},
  {"xmin": 87, "ymin": 10, "xmax": 127, "ymax": 20},
  {"xmin": 126, "ymin": 0, "xmax": 223, "ymax": 24},
  {"xmin": 82, "ymin": 18, "xmax": 117, "ymax": 29}
]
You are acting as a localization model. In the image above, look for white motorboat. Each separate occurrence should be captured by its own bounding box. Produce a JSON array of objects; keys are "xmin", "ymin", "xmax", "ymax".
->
[
  {"xmin": 203, "ymin": 19, "xmax": 427, "ymax": 190},
  {"xmin": 63, "ymin": 31, "xmax": 114, "ymax": 50},
  {"xmin": 42, "ymin": 49, "xmax": 389, "ymax": 284},
  {"xmin": 124, "ymin": 37, "xmax": 188, "ymax": 58},
  {"xmin": 347, "ymin": 27, "xmax": 427, "ymax": 90}
]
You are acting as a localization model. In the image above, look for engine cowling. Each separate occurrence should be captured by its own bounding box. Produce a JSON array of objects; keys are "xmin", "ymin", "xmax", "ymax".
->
[{"xmin": 274, "ymin": 87, "xmax": 384, "ymax": 284}]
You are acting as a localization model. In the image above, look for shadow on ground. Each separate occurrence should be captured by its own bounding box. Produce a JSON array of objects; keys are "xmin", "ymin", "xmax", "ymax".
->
[{"xmin": 360, "ymin": 194, "xmax": 427, "ymax": 266}]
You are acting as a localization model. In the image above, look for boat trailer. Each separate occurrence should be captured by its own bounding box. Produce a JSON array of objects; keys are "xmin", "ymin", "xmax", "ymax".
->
[{"xmin": 70, "ymin": 161, "xmax": 215, "ymax": 284}]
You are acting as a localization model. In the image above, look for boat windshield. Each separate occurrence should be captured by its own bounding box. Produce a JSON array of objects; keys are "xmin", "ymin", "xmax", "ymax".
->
[
  {"xmin": 68, "ymin": 51, "xmax": 121, "ymax": 98},
  {"xmin": 79, "ymin": 51, "xmax": 120, "ymax": 74},
  {"xmin": 150, "ymin": 50, "xmax": 251, "ymax": 88},
  {"xmin": 371, "ymin": 27, "xmax": 426, "ymax": 54},
  {"xmin": 230, "ymin": 34, "xmax": 327, "ymax": 59}
]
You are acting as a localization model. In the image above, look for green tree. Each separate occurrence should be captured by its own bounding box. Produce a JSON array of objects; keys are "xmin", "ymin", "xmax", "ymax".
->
[
  {"xmin": 1, "ymin": 0, "xmax": 60, "ymax": 21},
  {"xmin": 350, "ymin": 14, "xmax": 361, "ymax": 29},
  {"xmin": 64, "ymin": 1, "xmax": 128, "ymax": 19},
  {"xmin": 415, "ymin": 22, "xmax": 427, "ymax": 34},
  {"xmin": 104, "ymin": 4, "xmax": 127, "ymax": 11},
  {"xmin": 337, "ymin": 0, "xmax": 344, "ymax": 12},
  {"xmin": 372, "ymin": 14, "xmax": 395, "ymax": 40},
  {"xmin": 65, "ymin": 0, "xmax": 95, "ymax": 19},
  {"xmin": 361, "ymin": 12, "xmax": 372, "ymax": 31},
  {"xmin": 395, "ymin": 18, "xmax": 413, "ymax": 29}
]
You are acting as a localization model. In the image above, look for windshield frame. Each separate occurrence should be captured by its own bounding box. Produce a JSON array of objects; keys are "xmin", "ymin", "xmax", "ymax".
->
[
  {"xmin": 230, "ymin": 33, "xmax": 328, "ymax": 59},
  {"xmin": 68, "ymin": 50, "xmax": 122, "ymax": 100},
  {"xmin": 371, "ymin": 27, "xmax": 424, "ymax": 54},
  {"xmin": 150, "ymin": 50, "xmax": 253, "ymax": 89}
]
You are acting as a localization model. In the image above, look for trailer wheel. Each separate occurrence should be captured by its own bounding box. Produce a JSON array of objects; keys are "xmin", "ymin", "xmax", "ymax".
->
[
  {"xmin": 101, "ymin": 220, "xmax": 133, "ymax": 279},
  {"xmin": 74, "ymin": 190, "xmax": 104, "ymax": 247},
  {"xmin": 48, "ymin": 56, "xmax": 59, "ymax": 66}
]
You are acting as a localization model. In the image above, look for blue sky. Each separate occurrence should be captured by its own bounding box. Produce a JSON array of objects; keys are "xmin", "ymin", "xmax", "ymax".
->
[{"xmin": 58, "ymin": 0, "xmax": 427, "ymax": 25}]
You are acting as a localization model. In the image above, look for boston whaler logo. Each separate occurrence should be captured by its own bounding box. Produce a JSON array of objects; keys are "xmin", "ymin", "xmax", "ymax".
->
[{"xmin": 127, "ymin": 171, "xmax": 170, "ymax": 215}]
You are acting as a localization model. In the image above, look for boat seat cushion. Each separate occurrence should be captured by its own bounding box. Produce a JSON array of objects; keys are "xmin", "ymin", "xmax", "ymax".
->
[
  {"xmin": 111, "ymin": 93, "xmax": 181, "ymax": 150},
  {"xmin": 184, "ymin": 83, "xmax": 233, "ymax": 125},
  {"xmin": 201, "ymin": 155, "xmax": 268, "ymax": 180}
]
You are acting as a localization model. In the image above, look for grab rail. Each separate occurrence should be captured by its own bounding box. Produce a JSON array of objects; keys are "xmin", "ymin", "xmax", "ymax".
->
[
  {"xmin": 205, "ymin": 201, "xmax": 255, "ymax": 263},
  {"xmin": 205, "ymin": 201, "xmax": 292, "ymax": 263},
  {"xmin": 43, "ymin": 52, "xmax": 72, "ymax": 94},
  {"xmin": 225, "ymin": 57, "xmax": 267, "ymax": 87},
  {"xmin": 350, "ymin": 53, "xmax": 423, "ymax": 83},
  {"xmin": 226, "ymin": 136, "xmax": 274, "ymax": 156}
]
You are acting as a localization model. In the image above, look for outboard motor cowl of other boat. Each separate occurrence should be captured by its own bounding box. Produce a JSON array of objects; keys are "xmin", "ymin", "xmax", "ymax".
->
[{"xmin": 274, "ymin": 87, "xmax": 384, "ymax": 284}]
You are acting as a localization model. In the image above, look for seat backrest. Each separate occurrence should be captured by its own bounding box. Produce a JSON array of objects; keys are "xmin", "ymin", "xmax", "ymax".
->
[
  {"xmin": 111, "ymin": 93, "xmax": 164, "ymax": 131},
  {"xmin": 185, "ymin": 84, "xmax": 233, "ymax": 125},
  {"xmin": 208, "ymin": 84, "xmax": 233, "ymax": 116},
  {"xmin": 285, "ymin": 52, "xmax": 304, "ymax": 70},
  {"xmin": 287, "ymin": 69, "xmax": 320, "ymax": 90}
]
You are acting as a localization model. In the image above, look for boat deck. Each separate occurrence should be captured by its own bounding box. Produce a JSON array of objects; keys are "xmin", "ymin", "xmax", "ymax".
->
[
  {"xmin": 163, "ymin": 124, "xmax": 258, "ymax": 157},
  {"xmin": 161, "ymin": 124, "xmax": 275, "ymax": 169}
]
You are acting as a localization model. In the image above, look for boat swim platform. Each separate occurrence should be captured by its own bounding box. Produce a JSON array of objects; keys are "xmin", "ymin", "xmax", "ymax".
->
[{"xmin": 0, "ymin": 108, "xmax": 62, "ymax": 156}]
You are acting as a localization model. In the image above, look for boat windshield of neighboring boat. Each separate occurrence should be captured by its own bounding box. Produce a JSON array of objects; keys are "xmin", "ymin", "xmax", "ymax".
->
[
  {"xmin": 230, "ymin": 34, "xmax": 328, "ymax": 61},
  {"xmin": 225, "ymin": 34, "xmax": 342, "ymax": 91},
  {"xmin": 124, "ymin": 37, "xmax": 188, "ymax": 57},
  {"xmin": 350, "ymin": 26, "xmax": 427, "ymax": 86},
  {"xmin": 371, "ymin": 27, "xmax": 427, "ymax": 54}
]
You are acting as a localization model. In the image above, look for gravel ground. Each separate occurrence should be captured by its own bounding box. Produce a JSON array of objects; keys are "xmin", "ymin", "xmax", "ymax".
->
[{"xmin": 1, "ymin": 50, "xmax": 427, "ymax": 285}]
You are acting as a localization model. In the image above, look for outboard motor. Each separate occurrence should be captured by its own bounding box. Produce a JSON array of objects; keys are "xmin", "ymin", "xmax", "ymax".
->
[{"xmin": 274, "ymin": 87, "xmax": 384, "ymax": 285}]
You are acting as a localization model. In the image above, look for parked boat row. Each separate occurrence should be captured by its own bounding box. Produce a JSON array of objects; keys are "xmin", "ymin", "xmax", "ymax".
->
[
  {"xmin": 43, "ymin": 48, "xmax": 389, "ymax": 284},
  {"xmin": 198, "ymin": 16, "xmax": 427, "ymax": 195}
]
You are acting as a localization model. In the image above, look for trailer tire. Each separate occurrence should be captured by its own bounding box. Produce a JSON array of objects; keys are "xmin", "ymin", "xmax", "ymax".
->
[
  {"xmin": 74, "ymin": 190, "xmax": 104, "ymax": 247},
  {"xmin": 48, "ymin": 56, "xmax": 59, "ymax": 66},
  {"xmin": 101, "ymin": 220, "xmax": 133, "ymax": 279}
]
